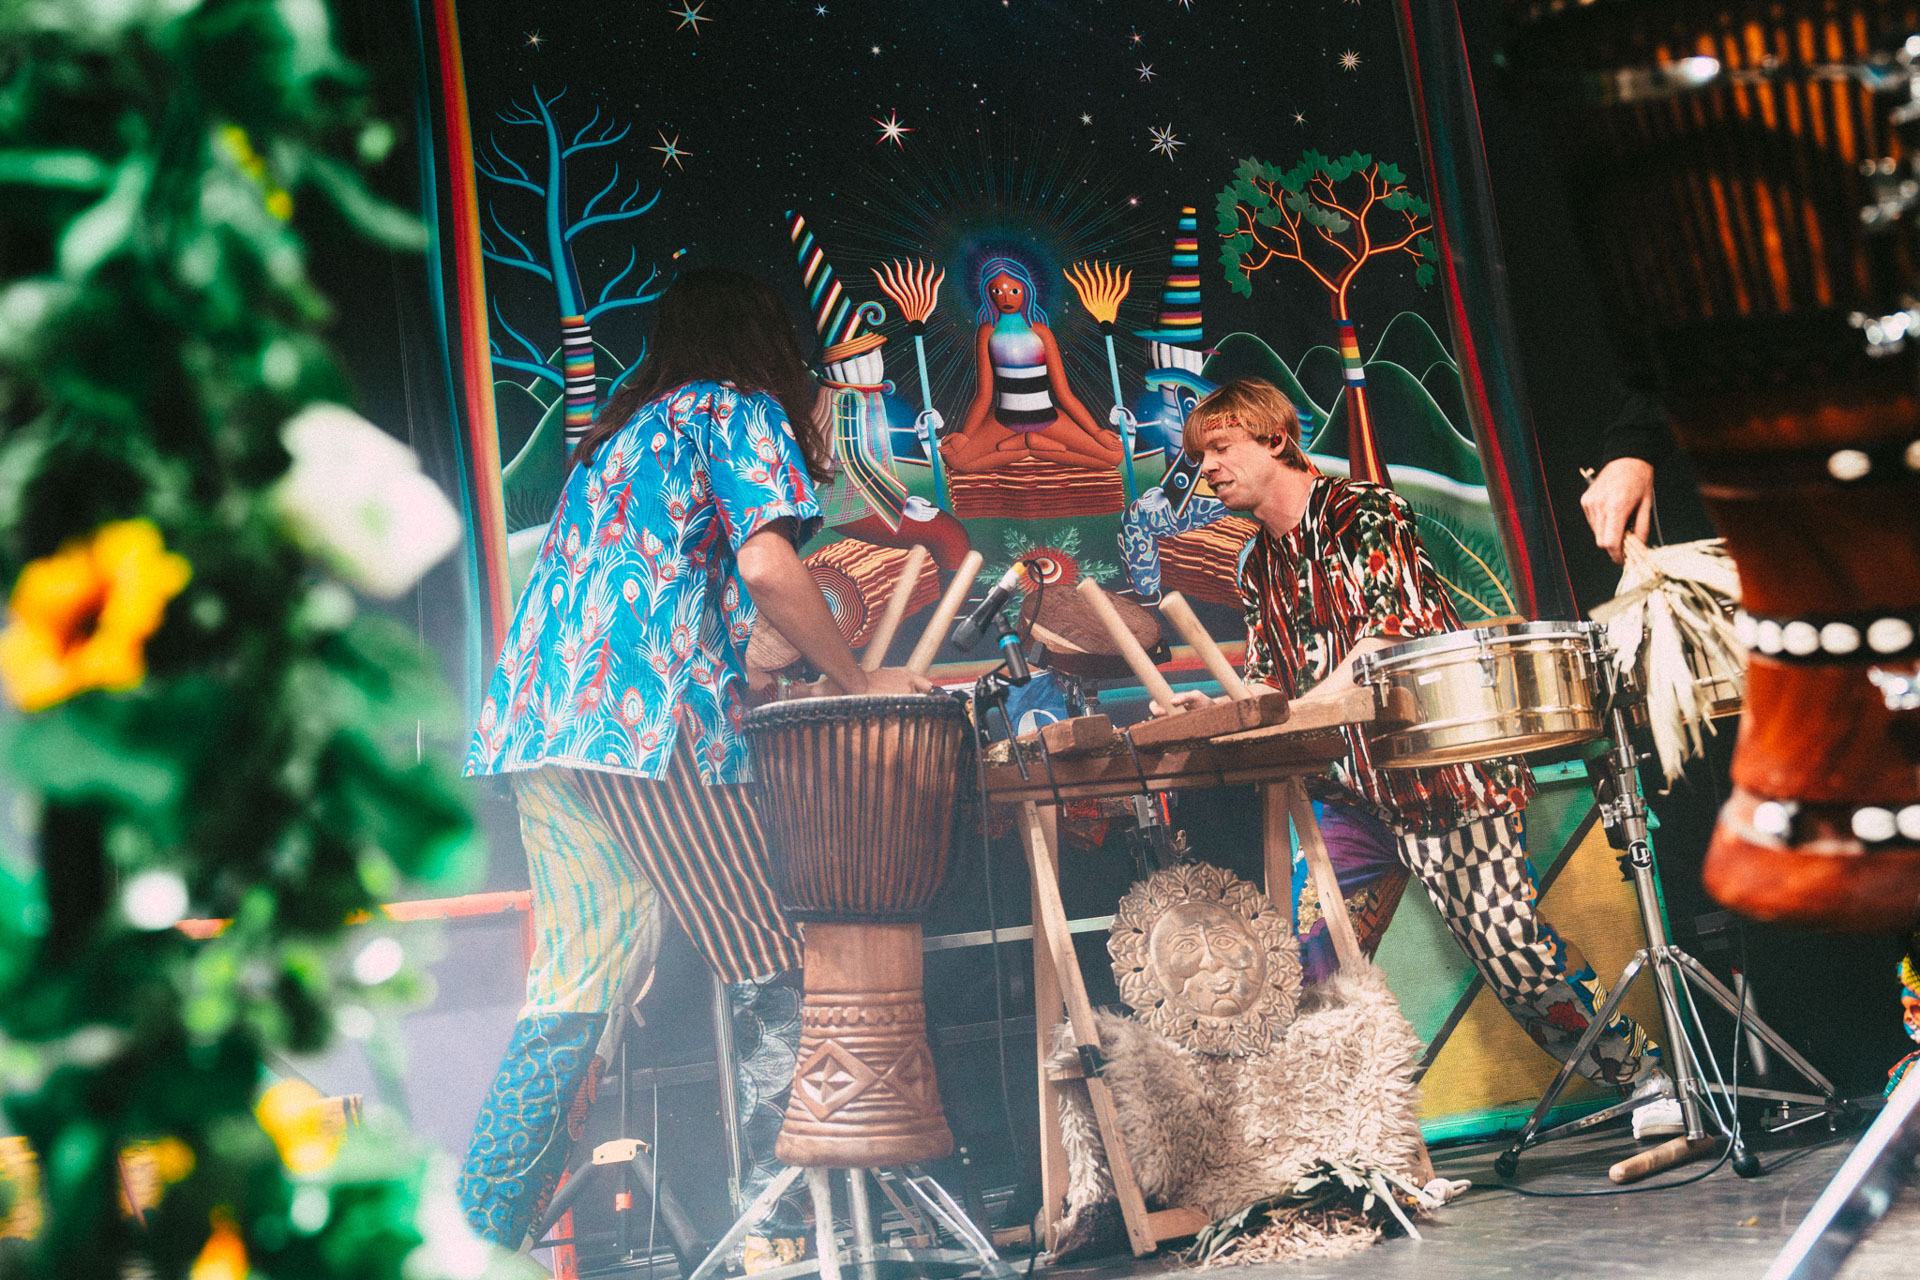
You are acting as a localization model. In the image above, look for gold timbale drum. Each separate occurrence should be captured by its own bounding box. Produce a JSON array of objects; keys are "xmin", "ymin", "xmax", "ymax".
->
[
  {"xmin": 1356, "ymin": 622, "xmax": 1612, "ymax": 769},
  {"xmin": 1509, "ymin": 0, "xmax": 1920, "ymax": 928},
  {"xmin": 743, "ymin": 693, "xmax": 970, "ymax": 1167}
]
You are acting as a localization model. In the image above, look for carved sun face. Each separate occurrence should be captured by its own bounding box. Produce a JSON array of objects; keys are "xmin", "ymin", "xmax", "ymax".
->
[
  {"xmin": 1110, "ymin": 862, "xmax": 1300, "ymax": 1056},
  {"xmin": 1149, "ymin": 902, "xmax": 1266, "ymax": 1018}
]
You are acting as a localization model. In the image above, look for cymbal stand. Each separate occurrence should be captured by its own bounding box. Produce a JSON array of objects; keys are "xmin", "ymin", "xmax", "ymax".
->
[{"xmin": 1494, "ymin": 697, "xmax": 1842, "ymax": 1180}]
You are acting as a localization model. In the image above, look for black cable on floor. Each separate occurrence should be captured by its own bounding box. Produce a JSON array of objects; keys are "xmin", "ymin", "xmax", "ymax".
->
[{"xmin": 1500, "ymin": 955, "xmax": 1747, "ymax": 1198}]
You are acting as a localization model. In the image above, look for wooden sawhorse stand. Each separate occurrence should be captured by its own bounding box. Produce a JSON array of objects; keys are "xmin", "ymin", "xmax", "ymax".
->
[{"xmin": 981, "ymin": 686, "xmax": 1411, "ymax": 1257}]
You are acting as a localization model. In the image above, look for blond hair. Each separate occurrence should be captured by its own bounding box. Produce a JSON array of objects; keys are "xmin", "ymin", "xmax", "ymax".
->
[{"xmin": 1183, "ymin": 379, "xmax": 1312, "ymax": 471}]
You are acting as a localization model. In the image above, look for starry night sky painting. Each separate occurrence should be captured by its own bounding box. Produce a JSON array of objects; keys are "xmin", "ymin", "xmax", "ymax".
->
[{"xmin": 425, "ymin": 0, "xmax": 1521, "ymax": 688}]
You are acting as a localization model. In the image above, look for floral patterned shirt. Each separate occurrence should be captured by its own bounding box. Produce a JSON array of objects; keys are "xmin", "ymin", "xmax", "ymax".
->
[
  {"xmin": 465, "ymin": 382, "xmax": 821, "ymax": 784},
  {"xmin": 1239, "ymin": 474, "xmax": 1533, "ymax": 837}
]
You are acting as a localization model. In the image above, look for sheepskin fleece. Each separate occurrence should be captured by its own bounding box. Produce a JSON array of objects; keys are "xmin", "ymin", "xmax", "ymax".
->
[{"xmin": 1052, "ymin": 962, "xmax": 1425, "ymax": 1231}]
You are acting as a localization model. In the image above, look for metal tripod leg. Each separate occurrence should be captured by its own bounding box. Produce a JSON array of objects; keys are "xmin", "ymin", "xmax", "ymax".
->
[
  {"xmin": 1494, "ymin": 950, "xmax": 1650, "ymax": 1177},
  {"xmin": 1668, "ymin": 951, "xmax": 1840, "ymax": 1106},
  {"xmin": 1764, "ymin": 1066, "xmax": 1920, "ymax": 1280},
  {"xmin": 901, "ymin": 1167, "xmax": 1017, "ymax": 1280},
  {"xmin": 687, "ymin": 1163, "xmax": 806, "ymax": 1280}
]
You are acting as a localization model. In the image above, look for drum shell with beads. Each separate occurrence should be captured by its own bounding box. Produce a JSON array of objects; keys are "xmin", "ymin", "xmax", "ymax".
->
[{"xmin": 1507, "ymin": 1, "xmax": 1920, "ymax": 928}]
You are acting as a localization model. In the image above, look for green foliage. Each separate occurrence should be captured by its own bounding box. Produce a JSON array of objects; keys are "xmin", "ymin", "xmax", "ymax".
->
[
  {"xmin": 0, "ymin": 0, "xmax": 520, "ymax": 1276},
  {"xmin": 1214, "ymin": 149, "xmax": 1437, "ymax": 302}
]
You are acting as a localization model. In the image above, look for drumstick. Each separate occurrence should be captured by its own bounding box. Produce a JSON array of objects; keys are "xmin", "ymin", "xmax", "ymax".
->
[
  {"xmin": 1158, "ymin": 592, "xmax": 1252, "ymax": 700},
  {"xmin": 906, "ymin": 550, "xmax": 984, "ymax": 675},
  {"xmin": 860, "ymin": 544, "xmax": 930, "ymax": 672},
  {"xmin": 1075, "ymin": 579, "xmax": 1183, "ymax": 712}
]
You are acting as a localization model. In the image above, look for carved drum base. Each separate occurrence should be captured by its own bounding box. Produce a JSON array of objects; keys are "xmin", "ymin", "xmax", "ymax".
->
[{"xmin": 778, "ymin": 922, "xmax": 954, "ymax": 1168}]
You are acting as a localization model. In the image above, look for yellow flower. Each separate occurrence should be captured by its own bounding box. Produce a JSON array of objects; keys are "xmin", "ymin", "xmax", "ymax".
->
[
  {"xmin": 0, "ymin": 520, "xmax": 191, "ymax": 713},
  {"xmin": 255, "ymin": 1079, "xmax": 343, "ymax": 1177},
  {"xmin": 118, "ymin": 1136, "xmax": 196, "ymax": 1216},
  {"xmin": 190, "ymin": 1208, "xmax": 250, "ymax": 1280}
]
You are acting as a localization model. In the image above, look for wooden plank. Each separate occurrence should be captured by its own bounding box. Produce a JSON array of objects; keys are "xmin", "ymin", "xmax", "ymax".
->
[
  {"xmin": 1147, "ymin": 1207, "xmax": 1212, "ymax": 1242},
  {"xmin": 1019, "ymin": 801, "xmax": 1157, "ymax": 1257},
  {"xmin": 1209, "ymin": 685, "xmax": 1414, "ymax": 744},
  {"xmin": 1025, "ymin": 805, "xmax": 1069, "ymax": 1257},
  {"xmin": 1034, "ymin": 714, "xmax": 1116, "ymax": 757},
  {"xmin": 1126, "ymin": 689, "xmax": 1290, "ymax": 747},
  {"xmin": 981, "ymin": 730, "xmax": 1352, "ymax": 806},
  {"xmin": 1261, "ymin": 783, "xmax": 1294, "ymax": 927},
  {"xmin": 1285, "ymin": 778, "xmax": 1363, "ymax": 971}
]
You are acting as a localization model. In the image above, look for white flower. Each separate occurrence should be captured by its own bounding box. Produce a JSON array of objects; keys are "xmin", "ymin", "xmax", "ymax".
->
[{"xmin": 273, "ymin": 404, "xmax": 462, "ymax": 599}]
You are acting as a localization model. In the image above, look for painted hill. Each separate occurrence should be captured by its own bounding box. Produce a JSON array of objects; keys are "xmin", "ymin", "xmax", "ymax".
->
[
  {"xmin": 1421, "ymin": 363, "xmax": 1471, "ymax": 440},
  {"xmin": 1204, "ymin": 332, "xmax": 1330, "ymax": 424},
  {"xmin": 1371, "ymin": 311, "xmax": 1456, "ymax": 381},
  {"xmin": 1294, "ymin": 345, "xmax": 1347, "ymax": 416},
  {"xmin": 1315, "ymin": 362, "xmax": 1485, "ymax": 486}
]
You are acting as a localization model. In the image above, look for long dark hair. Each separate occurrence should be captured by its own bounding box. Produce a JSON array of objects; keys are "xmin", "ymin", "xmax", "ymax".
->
[{"xmin": 569, "ymin": 268, "xmax": 830, "ymax": 483}]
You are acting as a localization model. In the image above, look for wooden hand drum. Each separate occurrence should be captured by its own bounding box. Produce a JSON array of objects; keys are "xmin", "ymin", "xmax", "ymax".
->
[
  {"xmin": 1509, "ymin": 2, "xmax": 1920, "ymax": 928},
  {"xmin": 743, "ymin": 693, "xmax": 969, "ymax": 1166}
]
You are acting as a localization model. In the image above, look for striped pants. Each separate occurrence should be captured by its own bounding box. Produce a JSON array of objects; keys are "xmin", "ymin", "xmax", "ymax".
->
[{"xmin": 459, "ymin": 736, "xmax": 809, "ymax": 1246}]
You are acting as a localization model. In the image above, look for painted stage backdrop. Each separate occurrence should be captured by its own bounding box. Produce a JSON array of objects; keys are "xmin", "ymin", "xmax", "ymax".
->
[
  {"xmin": 415, "ymin": 0, "xmax": 1523, "ymax": 701},
  {"xmin": 405, "ymin": 0, "xmax": 1666, "ymax": 1149}
]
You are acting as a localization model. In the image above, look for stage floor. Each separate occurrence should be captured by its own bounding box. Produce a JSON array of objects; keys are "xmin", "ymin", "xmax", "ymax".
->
[{"xmin": 1046, "ymin": 1121, "xmax": 1919, "ymax": 1280}]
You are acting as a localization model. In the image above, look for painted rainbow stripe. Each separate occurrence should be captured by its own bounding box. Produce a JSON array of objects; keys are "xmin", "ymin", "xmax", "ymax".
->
[
  {"xmin": 790, "ymin": 211, "xmax": 858, "ymax": 348},
  {"xmin": 1137, "ymin": 206, "xmax": 1206, "ymax": 343},
  {"xmin": 561, "ymin": 317, "xmax": 596, "ymax": 444},
  {"xmin": 1335, "ymin": 319, "xmax": 1384, "ymax": 483},
  {"xmin": 428, "ymin": 0, "xmax": 510, "ymax": 672}
]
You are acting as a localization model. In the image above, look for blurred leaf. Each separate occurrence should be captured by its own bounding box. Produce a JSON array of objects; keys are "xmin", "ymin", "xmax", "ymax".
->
[{"xmin": 300, "ymin": 152, "xmax": 427, "ymax": 252}]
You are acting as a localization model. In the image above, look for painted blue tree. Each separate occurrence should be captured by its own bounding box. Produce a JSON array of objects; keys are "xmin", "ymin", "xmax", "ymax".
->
[{"xmin": 478, "ymin": 85, "xmax": 670, "ymax": 450}]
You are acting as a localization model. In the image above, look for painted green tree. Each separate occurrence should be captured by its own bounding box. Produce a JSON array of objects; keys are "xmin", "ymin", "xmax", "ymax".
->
[{"xmin": 1216, "ymin": 151, "xmax": 1437, "ymax": 487}]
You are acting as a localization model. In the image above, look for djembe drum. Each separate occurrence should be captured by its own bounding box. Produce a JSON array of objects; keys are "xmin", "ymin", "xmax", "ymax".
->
[
  {"xmin": 1509, "ymin": 0, "xmax": 1920, "ymax": 929},
  {"xmin": 743, "ymin": 693, "xmax": 970, "ymax": 1166}
]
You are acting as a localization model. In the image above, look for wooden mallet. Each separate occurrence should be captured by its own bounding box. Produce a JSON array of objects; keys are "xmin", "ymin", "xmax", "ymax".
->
[
  {"xmin": 1074, "ymin": 579, "xmax": 1182, "ymax": 713},
  {"xmin": 1157, "ymin": 592, "xmax": 1252, "ymax": 700},
  {"xmin": 859, "ymin": 544, "xmax": 930, "ymax": 672},
  {"xmin": 906, "ymin": 549, "xmax": 985, "ymax": 676}
]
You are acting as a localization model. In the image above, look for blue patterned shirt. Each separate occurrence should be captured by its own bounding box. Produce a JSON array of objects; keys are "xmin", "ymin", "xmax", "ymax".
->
[{"xmin": 465, "ymin": 382, "xmax": 821, "ymax": 784}]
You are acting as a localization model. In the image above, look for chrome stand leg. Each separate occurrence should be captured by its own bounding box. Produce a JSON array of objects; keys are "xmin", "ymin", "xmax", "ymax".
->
[
  {"xmin": 687, "ymin": 1164, "xmax": 806, "ymax": 1280},
  {"xmin": 1764, "ymin": 1069, "xmax": 1920, "ymax": 1280},
  {"xmin": 1495, "ymin": 704, "xmax": 1842, "ymax": 1181}
]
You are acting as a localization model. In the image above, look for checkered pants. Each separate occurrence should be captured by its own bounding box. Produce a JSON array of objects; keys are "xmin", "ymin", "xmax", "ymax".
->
[
  {"xmin": 1296, "ymin": 802, "xmax": 1657, "ymax": 1088},
  {"xmin": 1399, "ymin": 813, "xmax": 1658, "ymax": 1087}
]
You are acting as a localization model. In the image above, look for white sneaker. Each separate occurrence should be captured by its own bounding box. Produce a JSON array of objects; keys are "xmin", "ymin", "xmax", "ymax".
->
[{"xmin": 1629, "ymin": 1071, "xmax": 1686, "ymax": 1140}]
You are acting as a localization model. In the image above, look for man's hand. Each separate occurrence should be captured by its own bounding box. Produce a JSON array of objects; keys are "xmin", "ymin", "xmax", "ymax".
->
[
  {"xmin": 861, "ymin": 666, "xmax": 936, "ymax": 697},
  {"xmin": 1150, "ymin": 690, "xmax": 1223, "ymax": 717},
  {"xmin": 1580, "ymin": 457, "xmax": 1655, "ymax": 564}
]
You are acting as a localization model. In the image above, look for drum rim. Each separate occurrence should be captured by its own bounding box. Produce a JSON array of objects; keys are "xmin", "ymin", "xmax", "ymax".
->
[
  {"xmin": 1360, "ymin": 619, "xmax": 1604, "ymax": 669},
  {"xmin": 743, "ymin": 691, "xmax": 967, "ymax": 726}
]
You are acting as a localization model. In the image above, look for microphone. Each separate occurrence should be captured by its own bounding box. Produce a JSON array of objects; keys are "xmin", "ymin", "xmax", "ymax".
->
[{"xmin": 951, "ymin": 564, "xmax": 1027, "ymax": 650}]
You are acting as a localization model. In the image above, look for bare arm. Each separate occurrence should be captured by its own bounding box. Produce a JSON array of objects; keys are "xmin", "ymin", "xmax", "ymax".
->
[
  {"xmin": 1153, "ymin": 637, "xmax": 1391, "ymax": 714},
  {"xmin": 957, "ymin": 323, "xmax": 996, "ymax": 436},
  {"xmin": 1293, "ymin": 636, "xmax": 1392, "ymax": 705},
  {"xmin": 735, "ymin": 523, "xmax": 930, "ymax": 696}
]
